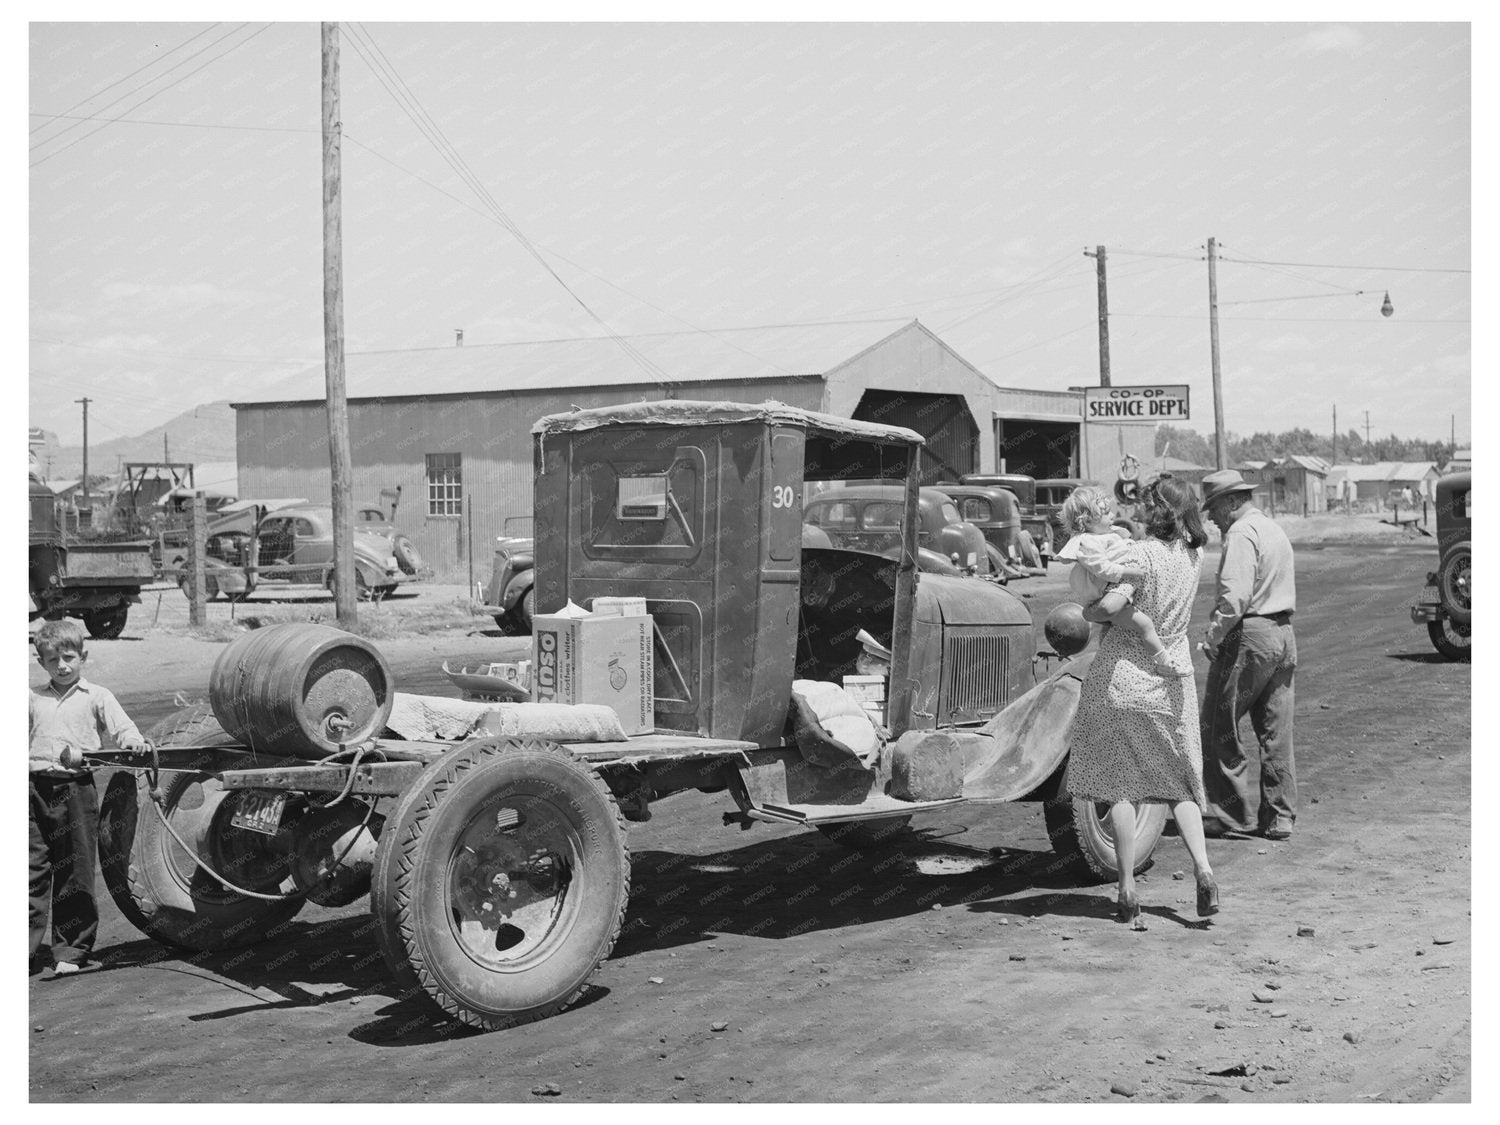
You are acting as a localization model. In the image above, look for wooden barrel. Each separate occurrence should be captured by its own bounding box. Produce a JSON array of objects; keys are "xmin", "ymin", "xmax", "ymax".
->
[{"xmin": 210, "ymin": 623, "xmax": 394, "ymax": 758}]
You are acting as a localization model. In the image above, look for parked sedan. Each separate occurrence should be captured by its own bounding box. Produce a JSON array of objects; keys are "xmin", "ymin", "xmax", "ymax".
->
[
  {"xmin": 959, "ymin": 472, "xmax": 1055, "ymax": 565},
  {"xmin": 802, "ymin": 484, "xmax": 997, "ymax": 576},
  {"xmin": 935, "ymin": 483, "xmax": 1046, "ymax": 574},
  {"xmin": 170, "ymin": 501, "xmax": 415, "ymax": 601}
]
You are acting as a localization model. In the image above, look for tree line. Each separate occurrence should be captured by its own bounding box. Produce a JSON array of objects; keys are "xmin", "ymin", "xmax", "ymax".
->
[{"xmin": 1154, "ymin": 424, "xmax": 1461, "ymax": 468}]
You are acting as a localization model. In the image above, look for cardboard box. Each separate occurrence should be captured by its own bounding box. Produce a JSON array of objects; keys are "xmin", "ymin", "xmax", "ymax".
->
[
  {"xmin": 591, "ymin": 596, "xmax": 648, "ymax": 617},
  {"xmin": 532, "ymin": 611, "xmax": 655, "ymax": 735},
  {"xmin": 842, "ymin": 674, "xmax": 886, "ymax": 726}
]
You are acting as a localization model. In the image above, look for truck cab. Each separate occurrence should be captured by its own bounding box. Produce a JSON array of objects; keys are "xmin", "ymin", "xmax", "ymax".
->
[{"xmin": 532, "ymin": 400, "xmax": 1034, "ymax": 742}]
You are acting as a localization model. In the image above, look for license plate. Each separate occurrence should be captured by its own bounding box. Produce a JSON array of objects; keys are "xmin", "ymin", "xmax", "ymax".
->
[{"xmin": 230, "ymin": 790, "xmax": 287, "ymax": 836}]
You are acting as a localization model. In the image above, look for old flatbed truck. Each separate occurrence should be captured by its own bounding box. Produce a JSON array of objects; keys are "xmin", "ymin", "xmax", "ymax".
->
[
  {"xmin": 29, "ymin": 475, "xmax": 155, "ymax": 639},
  {"xmin": 96, "ymin": 401, "xmax": 1165, "ymax": 1030}
]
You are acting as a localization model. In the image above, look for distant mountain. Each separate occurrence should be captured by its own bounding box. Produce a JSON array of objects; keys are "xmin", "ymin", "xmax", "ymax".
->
[{"xmin": 46, "ymin": 400, "xmax": 238, "ymax": 481}]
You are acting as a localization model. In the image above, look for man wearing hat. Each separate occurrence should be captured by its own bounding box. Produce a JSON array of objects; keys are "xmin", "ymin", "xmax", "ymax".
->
[{"xmin": 1198, "ymin": 469, "xmax": 1298, "ymax": 840}]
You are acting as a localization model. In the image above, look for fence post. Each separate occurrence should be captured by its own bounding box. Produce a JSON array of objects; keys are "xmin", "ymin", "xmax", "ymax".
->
[{"xmin": 187, "ymin": 495, "xmax": 207, "ymax": 627}]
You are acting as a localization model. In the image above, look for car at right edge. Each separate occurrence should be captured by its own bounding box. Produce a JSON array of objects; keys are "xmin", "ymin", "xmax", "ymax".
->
[{"xmin": 1411, "ymin": 470, "xmax": 1471, "ymax": 661}]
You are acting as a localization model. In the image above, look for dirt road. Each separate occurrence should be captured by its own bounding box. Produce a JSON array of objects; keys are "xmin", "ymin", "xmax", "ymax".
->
[{"xmin": 27, "ymin": 543, "xmax": 1470, "ymax": 1103}]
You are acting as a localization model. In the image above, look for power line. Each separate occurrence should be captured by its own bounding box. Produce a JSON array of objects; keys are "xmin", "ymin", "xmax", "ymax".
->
[
  {"xmin": 29, "ymin": 23, "xmax": 223, "ymax": 136},
  {"xmin": 31, "ymin": 336, "xmax": 316, "ymax": 364},
  {"xmin": 29, "ymin": 111, "xmax": 316, "ymax": 135},
  {"xmin": 1218, "ymin": 251, "xmax": 1469, "ymax": 275},
  {"xmin": 30, "ymin": 24, "xmax": 273, "ymax": 169},
  {"xmin": 344, "ymin": 23, "xmax": 672, "ymax": 385},
  {"xmin": 1110, "ymin": 312, "xmax": 1469, "ymax": 324}
]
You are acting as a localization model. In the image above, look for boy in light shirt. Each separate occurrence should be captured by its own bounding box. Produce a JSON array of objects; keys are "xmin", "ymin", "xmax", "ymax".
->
[{"xmin": 29, "ymin": 619, "xmax": 148, "ymax": 976}]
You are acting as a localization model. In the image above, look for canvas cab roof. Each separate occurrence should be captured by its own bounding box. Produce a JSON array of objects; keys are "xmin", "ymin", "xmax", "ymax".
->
[{"xmin": 532, "ymin": 399, "xmax": 923, "ymax": 446}]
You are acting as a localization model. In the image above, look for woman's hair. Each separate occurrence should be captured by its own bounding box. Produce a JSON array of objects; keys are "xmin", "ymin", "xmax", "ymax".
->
[
  {"xmin": 1140, "ymin": 474, "xmax": 1208, "ymax": 548},
  {"xmin": 1060, "ymin": 486, "xmax": 1114, "ymax": 536}
]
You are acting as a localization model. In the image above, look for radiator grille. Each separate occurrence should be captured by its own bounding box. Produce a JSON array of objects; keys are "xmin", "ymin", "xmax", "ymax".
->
[{"xmin": 939, "ymin": 628, "xmax": 1015, "ymax": 725}]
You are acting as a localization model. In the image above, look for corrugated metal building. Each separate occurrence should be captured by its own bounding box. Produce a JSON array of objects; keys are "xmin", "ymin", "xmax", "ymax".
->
[
  {"xmin": 990, "ymin": 386, "xmax": 1156, "ymax": 482},
  {"xmin": 1327, "ymin": 461, "xmax": 1441, "ymax": 511},
  {"xmin": 231, "ymin": 319, "xmax": 1007, "ymax": 575}
]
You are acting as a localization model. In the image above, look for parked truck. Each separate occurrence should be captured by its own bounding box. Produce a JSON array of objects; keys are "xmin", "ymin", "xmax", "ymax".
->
[
  {"xmin": 96, "ymin": 400, "xmax": 1163, "ymax": 1031},
  {"xmin": 29, "ymin": 475, "xmax": 155, "ymax": 639}
]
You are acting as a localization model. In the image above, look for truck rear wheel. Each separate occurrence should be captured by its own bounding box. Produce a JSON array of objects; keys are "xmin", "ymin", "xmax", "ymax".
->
[
  {"xmin": 97, "ymin": 703, "xmax": 304, "ymax": 951},
  {"xmin": 1044, "ymin": 797, "xmax": 1167, "ymax": 881},
  {"xmin": 371, "ymin": 738, "xmax": 630, "ymax": 1030},
  {"xmin": 84, "ymin": 605, "xmax": 128, "ymax": 639}
]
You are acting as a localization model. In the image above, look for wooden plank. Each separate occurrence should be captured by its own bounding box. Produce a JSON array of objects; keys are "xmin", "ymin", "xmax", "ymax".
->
[
  {"xmin": 757, "ymin": 795, "xmax": 965, "ymax": 825},
  {"xmin": 219, "ymin": 761, "xmax": 423, "ymax": 795}
]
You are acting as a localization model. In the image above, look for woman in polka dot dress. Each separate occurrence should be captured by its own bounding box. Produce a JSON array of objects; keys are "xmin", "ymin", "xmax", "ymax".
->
[{"xmin": 1065, "ymin": 476, "xmax": 1219, "ymax": 929}]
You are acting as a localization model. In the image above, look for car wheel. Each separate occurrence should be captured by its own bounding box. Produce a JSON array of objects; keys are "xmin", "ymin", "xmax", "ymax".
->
[
  {"xmin": 83, "ymin": 605, "xmax": 128, "ymax": 640},
  {"xmin": 1427, "ymin": 617, "xmax": 1470, "ymax": 662},
  {"xmin": 178, "ymin": 572, "xmax": 219, "ymax": 601},
  {"xmin": 517, "ymin": 587, "xmax": 536, "ymax": 633},
  {"xmin": 370, "ymin": 739, "xmax": 630, "ymax": 1030},
  {"xmin": 1438, "ymin": 544, "xmax": 1471, "ymax": 626}
]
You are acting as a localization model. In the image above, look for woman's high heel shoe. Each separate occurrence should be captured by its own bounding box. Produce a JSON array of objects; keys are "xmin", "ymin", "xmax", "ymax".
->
[
  {"xmin": 1116, "ymin": 889, "xmax": 1145, "ymax": 930},
  {"xmin": 1196, "ymin": 874, "xmax": 1220, "ymax": 918}
]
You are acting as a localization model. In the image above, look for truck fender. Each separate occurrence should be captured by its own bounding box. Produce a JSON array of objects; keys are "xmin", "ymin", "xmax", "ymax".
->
[{"xmin": 945, "ymin": 651, "xmax": 1097, "ymax": 802}]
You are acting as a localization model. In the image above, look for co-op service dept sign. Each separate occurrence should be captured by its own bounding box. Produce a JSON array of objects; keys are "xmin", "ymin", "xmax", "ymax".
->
[{"xmin": 1084, "ymin": 384, "xmax": 1190, "ymax": 423}]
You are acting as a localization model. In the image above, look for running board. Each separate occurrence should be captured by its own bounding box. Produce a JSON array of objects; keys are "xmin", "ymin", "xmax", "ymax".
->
[{"xmin": 747, "ymin": 794, "xmax": 965, "ymax": 826}]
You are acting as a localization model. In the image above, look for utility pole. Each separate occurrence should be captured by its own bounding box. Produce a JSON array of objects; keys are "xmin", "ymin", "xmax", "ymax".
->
[
  {"xmin": 1331, "ymin": 404, "xmax": 1337, "ymax": 465},
  {"xmin": 76, "ymin": 396, "xmax": 92, "ymax": 506},
  {"xmin": 1364, "ymin": 410, "xmax": 1371, "ymax": 455},
  {"xmin": 323, "ymin": 22, "xmax": 356, "ymax": 624},
  {"xmin": 163, "ymin": 433, "xmax": 170, "ymax": 461},
  {"xmin": 1207, "ymin": 238, "xmax": 1226, "ymax": 469},
  {"xmin": 1083, "ymin": 245, "xmax": 1110, "ymax": 386}
]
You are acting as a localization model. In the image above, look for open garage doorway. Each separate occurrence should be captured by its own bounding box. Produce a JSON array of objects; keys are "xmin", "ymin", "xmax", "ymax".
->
[
  {"xmin": 996, "ymin": 418, "xmax": 1079, "ymax": 479},
  {"xmin": 852, "ymin": 391, "xmax": 978, "ymax": 483}
]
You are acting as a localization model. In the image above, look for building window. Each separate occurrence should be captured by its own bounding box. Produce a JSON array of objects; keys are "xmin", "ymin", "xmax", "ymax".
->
[{"xmin": 426, "ymin": 453, "xmax": 462, "ymax": 516}]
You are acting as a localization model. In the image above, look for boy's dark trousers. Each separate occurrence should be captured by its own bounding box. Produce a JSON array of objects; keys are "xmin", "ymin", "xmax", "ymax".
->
[{"xmin": 29, "ymin": 773, "xmax": 99, "ymax": 967}]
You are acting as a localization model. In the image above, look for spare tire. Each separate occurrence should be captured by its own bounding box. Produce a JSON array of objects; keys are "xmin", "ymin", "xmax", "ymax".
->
[
  {"xmin": 97, "ymin": 703, "xmax": 304, "ymax": 951},
  {"xmin": 393, "ymin": 535, "xmax": 422, "ymax": 576}
]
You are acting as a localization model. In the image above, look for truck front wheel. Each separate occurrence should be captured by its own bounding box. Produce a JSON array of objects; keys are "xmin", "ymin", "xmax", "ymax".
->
[
  {"xmin": 1044, "ymin": 797, "xmax": 1167, "ymax": 881},
  {"xmin": 371, "ymin": 738, "xmax": 630, "ymax": 1030},
  {"xmin": 97, "ymin": 703, "xmax": 304, "ymax": 951}
]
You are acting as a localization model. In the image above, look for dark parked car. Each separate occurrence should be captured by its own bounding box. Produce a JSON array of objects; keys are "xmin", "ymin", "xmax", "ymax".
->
[
  {"xmin": 802, "ymin": 484, "xmax": 997, "ymax": 576},
  {"xmin": 481, "ymin": 516, "xmax": 536, "ymax": 635},
  {"xmin": 1411, "ymin": 471, "xmax": 1471, "ymax": 661},
  {"xmin": 935, "ymin": 483, "xmax": 1045, "ymax": 575},
  {"xmin": 1034, "ymin": 477, "xmax": 1101, "ymax": 553},
  {"xmin": 960, "ymin": 473, "xmax": 1056, "ymax": 565}
]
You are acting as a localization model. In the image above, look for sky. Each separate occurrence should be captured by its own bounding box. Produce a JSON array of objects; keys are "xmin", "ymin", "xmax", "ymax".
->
[{"xmin": 27, "ymin": 18, "xmax": 1475, "ymax": 456}]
